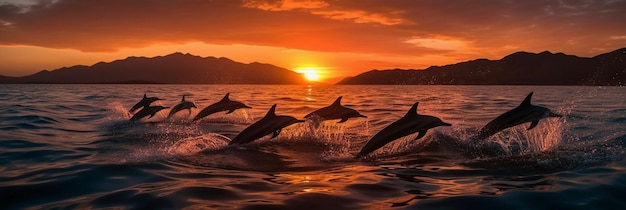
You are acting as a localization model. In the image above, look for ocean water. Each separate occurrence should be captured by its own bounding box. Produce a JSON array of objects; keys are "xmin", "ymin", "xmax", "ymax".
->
[{"xmin": 1, "ymin": 84, "xmax": 625, "ymax": 209}]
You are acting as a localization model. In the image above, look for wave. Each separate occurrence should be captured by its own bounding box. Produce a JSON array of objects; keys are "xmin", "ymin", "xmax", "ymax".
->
[{"xmin": 90, "ymin": 114, "xmax": 623, "ymax": 175}]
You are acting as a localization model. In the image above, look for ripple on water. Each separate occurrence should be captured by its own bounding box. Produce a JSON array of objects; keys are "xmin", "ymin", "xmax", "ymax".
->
[{"xmin": 1, "ymin": 85, "xmax": 626, "ymax": 209}]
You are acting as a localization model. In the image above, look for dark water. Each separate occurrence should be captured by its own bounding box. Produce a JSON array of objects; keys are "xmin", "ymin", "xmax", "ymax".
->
[{"xmin": 1, "ymin": 84, "xmax": 625, "ymax": 209}]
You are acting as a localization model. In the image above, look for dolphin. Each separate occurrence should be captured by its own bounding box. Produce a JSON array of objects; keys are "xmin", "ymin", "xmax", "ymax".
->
[
  {"xmin": 192, "ymin": 93, "xmax": 251, "ymax": 122},
  {"xmin": 130, "ymin": 93, "xmax": 161, "ymax": 113},
  {"xmin": 130, "ymin": 105, "xmax": 169, "ymax": 121},
  {"xmin": 469, "ymin": 92, "xmax": 562, "ymax": 142},
  {"xmin": 167, "ymin": 95, "xmax": 197, "ymax": 119},
  {"xmin": 304, "ymin": 96, "xmax": 367, "ymax": 124},
  {"xmin": 228, "ymin": 104, "xmax": 304, "ymax": 145},
  {"xmin": 357, "ymin": 102, "xmax": 451, "ymax": 158}
]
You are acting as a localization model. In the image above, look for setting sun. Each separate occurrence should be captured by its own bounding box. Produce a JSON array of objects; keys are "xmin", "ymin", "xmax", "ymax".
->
[{"xmin": 295, "ymin": 67, "xmax": 322, "ymax": 81}]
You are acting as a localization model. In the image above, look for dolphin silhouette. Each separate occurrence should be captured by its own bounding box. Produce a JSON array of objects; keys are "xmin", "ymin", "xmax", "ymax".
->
[
  {"xmin": 130, "ymin": 105, "xmax": 169, "ymax": 121},
  {"xmin": 129, "ymin": 93, "xmax": 161, "ymax": 113},
  {"xmin": 167, "ymin": 95, "xmax": 197, "ymax": 119},
  {"xmin": 228, "ymin": 104, "xmax": 304, "ymax": 145},
  {"xmin": 357, "ymin": 102, "xmax": 451, "ymax": 158},
  {"xmin": 469, "ymin": 92, "xmax": 562, "ymax": 142},
  {"xmin": 192, "ymin": 93, "xmax": 251, "ymax": 122},
  {"xmin": 304, "ymin": 96, "xmax": 366, "ymax": 124}
]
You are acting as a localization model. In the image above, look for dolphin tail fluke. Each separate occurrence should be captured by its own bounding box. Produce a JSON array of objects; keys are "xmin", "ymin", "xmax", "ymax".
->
[{"xmin": 527, "ymin": 120, "xmax": 539, "ymax": 130}]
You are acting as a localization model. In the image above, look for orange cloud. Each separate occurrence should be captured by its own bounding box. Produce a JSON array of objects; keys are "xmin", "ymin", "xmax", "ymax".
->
[
  {"xmin": 310, "ymin": 9, "xmax": 404, "ymax": 25},
  {"xmin": 243, "ymin": 0, "xmax": 405, "ymax": 25},
  {"xmin": 243, "ymin": 0, "xmax": 329, "ymax": 11},
  {"xmin": 405, "ymin": 36, "xmax": 473, "ymax": 51}
]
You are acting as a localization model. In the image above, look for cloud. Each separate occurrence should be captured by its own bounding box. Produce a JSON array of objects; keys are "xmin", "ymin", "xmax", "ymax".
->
[
  {"xmin": 405, "ymin": 36, "xmax": 472, "ymax": 51},
  {"xmin": 242, "ymin": 0, "xmax": 329, "ymax": 11},
  {"xmin": 0, "ymin": 0, "xmax": 625, "ymax": 65},
  {"xmin": 310, "ymin": 9, "xmax": 404, "ymax": 25},
  {"xmin": 243, "ymin": 0, "xmax": 405, "ymax": 25},
  {"xmin": 611, "ymin": 35, "xmax": 626, "ymax": 40}
]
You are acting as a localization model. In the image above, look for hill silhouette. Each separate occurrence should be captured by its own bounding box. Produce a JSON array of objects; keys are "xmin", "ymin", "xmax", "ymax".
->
[
  {"xmin": 337, "ymin": 48, "xmax": 626, "ymax": 85},
  {"xmin": 0, "ymin": 53, "xmax": 307, "ymax": 84}
]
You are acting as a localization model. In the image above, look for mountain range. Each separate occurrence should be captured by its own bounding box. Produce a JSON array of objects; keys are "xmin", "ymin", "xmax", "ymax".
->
[
  {"xmin": 337, "ymin": 48, "xmax": 626, "ymax": 85},
  {"xmin": 0, "ymin": 53, "xmax": 307, "ymax": 84},
  {"xmin": 1, "ymin": 48, "xmax": 625, "ymax": 85}
]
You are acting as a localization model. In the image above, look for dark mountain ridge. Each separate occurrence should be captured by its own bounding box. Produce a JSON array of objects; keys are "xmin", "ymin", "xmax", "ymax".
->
[
  {"xmin": 0, "ymin": 52, "xmax": 307, "ymax": 84},
  {"xmin": 337, "ymin": 48, "xmax": 626, "ymax": 85}
]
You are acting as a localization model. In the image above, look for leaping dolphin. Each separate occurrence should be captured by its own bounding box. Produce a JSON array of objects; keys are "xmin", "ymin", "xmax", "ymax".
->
[
  {"xmin": 357, "ymin": 102, "xmax": 451, "ymax": 158},
  {"xmin": 469, "ymin": 92, "xmax": 562, "ymax": 142},
  {"xmin": 304, "ymin": 96, "xmax": 366, "ymax": 124},
  {"xmin": 130, "ymin": 94, "xmax": 161, "ymax": 113},
  {"xmin": 130, "ymin": 105, "xmax": 169, "ymax": 121},
  {"xmin": 228, "ymin": 104, "xmax": 304, "ymax": 145},
  {"xmin": 167, "ymin": 95, "xmax": 197, "ymax": 119},
  {"xmin": 192, "ymin": 93, "xmax": 251, "ymax": 122}
]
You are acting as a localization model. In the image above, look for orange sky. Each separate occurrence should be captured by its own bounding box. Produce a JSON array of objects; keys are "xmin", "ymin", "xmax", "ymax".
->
[{"xmin": 1, "ymin": 0, "xmax": 626, "ymax": 81}]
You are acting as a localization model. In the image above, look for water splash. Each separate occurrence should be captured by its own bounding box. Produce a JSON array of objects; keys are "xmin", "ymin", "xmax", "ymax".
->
[
  {"xmin": 267, "ymin": 119, "xmax": 371, "ymax": 161},
  {"xmin": 107, "ymin": 102, "xmax": 132, "ymax": 120},
  {"xmin": 166, "ymin": 133, "xmax": 230, "ymax": 155},
  {"xmin": 488, "ymin": 117, "xmax": 566, "ymax": 156}
]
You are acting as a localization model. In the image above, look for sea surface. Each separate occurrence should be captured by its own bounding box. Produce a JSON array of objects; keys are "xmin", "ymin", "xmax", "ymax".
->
[{"xmin": 1, "ymin": 84, "xmax": 625, "ymax": 209}]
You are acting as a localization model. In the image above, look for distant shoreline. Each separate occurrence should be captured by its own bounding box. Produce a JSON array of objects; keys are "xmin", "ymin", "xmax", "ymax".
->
[{"xmin": 0, "ymin": 83, "xmax": 623, "ymax": 86}]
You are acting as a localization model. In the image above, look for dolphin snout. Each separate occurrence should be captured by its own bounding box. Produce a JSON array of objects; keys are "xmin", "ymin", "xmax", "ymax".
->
[
  {"xmin": 441, "ymin": 122, "xmax": 452, "ymax": 126},
  {"xmin": 358, "ymin": 114, "xmax": 367, "ymax": 118}
]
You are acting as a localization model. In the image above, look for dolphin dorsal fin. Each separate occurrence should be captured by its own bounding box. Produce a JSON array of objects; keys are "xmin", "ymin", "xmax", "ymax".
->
[
  {"xmin": 264, "ymin": 104, "xmax": 277, "ymax": 118},
  {"xmin": 404, "ymin": 102, "xmax": 419, "ymax": 117},
  {"xmin": 143, "ymin": 93, "xmax": 147, "ymax": 98},
  {"xmin": 519, "ymin": 92, "xmax": 533, "ymax": 107},
  {"xmin": 221, "ymin": 92, "xmax": 231, "ymax": 101},
  {"xmin": 181, "ymin": 95, "xmax": 186, "ymax": 102},
  {"xmin": 331, "ymin": 96, "xmax": 343, "ymax": 106}
]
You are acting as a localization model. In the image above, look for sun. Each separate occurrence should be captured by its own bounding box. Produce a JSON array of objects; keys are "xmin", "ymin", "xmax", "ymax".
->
[{"xmin": 296, "ymin": 67, "xmax": 322, "ymax": 81}]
